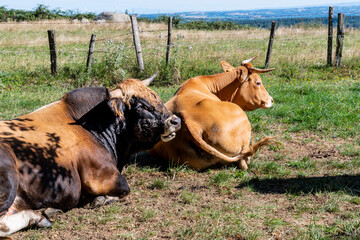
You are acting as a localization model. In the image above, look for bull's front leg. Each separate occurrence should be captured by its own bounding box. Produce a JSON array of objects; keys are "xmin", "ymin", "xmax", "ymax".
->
[
  {"xmin": 0, "ymin": 209, "xmax": 51, "ymax": 237},
  {"xmin": 79, "ymin": 162, "xmax": 130, "ymax": 208}
]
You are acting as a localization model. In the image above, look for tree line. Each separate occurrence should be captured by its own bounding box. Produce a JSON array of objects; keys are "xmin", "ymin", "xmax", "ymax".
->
[{"xmin": 0, "ymin": 5, "xmax": 96, "ymax": 22}]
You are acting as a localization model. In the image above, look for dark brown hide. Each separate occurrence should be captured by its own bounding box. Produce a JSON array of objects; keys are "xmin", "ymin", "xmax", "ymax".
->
[{"xmin": 0, "ymin": 78, "xmax": 180, "ymax": 236}]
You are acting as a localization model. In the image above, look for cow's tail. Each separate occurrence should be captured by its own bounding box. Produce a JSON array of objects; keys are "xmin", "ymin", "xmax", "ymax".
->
[
  {"xmin": 185, "ymin": 121, "xmax": 275, "ymax": 165},
  {"xmin": 185, "ymin": 121, "xmax": 243, "ymax": 163},
  {"xmin": 242, "ymin": 136, "xmax": 275, "ymax": 158},
  {"xmin": 0, "ymin": 143, "xmax": 19, "ymax": 217}
]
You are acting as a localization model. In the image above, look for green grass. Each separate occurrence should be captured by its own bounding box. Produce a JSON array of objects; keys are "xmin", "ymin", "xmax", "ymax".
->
[
  {"xmin": 147, "ymin": 178, "xmax": 168, "ymax": 190},
  {"xmin": 286, "ymin": 157, "xmax": 317, "ymax": 170},
  {"xmin": 0, "ymin": 85, "xmax": 71, "ymax": 119},
  {"xmin": 209, "ymin": 171, "xmax": 233, "ymax": 186},
  {"xmin": 2, "ymin": 78, "xmax": 358, "ymax": 141},
  {"xmin": 248, "ymin": 77, "xmax": 360, "ymax": 138}
]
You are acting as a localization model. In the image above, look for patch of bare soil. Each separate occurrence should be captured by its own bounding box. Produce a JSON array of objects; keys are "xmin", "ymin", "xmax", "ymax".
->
[{"xmin": 11, "ymin": 132, "xmax": 360, "ymax": 240}]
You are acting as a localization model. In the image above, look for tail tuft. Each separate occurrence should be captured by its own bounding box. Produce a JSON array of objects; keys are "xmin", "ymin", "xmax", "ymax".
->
[{"xmin": 243, "ymin": 136, "xmax": 277, "ymax": 158}]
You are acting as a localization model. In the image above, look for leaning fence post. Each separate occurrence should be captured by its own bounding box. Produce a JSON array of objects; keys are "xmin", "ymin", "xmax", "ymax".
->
[
  {"xmin": 335, "ymin": 13, "xmax": 345, "ymax": 68},
  {"xmin": 47, "ymin": 30, "xmax": 58, "ymax": 75},
  {"xmin": 327, "ymin": 6, "xmax": 334, "ymax": 66},
  {"xmin": 130, "ymin": 15, "xmax": 144, "ymax": 72},
  {"xmin": 86, "ymin": 34, "xmax": 97, "ymax": 73},
  {"xmin": 166, "ymin": 16, "xmax": 173, "ymax": 65},
  {"xmin": 265, "ymin": 21, "xmax": 276, "ymax": 68}
]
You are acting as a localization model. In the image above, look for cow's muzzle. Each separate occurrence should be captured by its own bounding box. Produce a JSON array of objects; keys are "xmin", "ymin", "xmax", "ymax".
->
[
  {"xmin": 161, "ymin": 115, "xmax": 181, "ymax": 142},
  {"xmin": 262, "ymin": 96, "xmax": 274, "ymax": 109}
]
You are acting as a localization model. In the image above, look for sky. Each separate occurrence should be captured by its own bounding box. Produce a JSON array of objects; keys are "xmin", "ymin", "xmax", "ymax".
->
[{"xmin": 1, "ymin": 0, "xmax": 359, "ymax": 14}]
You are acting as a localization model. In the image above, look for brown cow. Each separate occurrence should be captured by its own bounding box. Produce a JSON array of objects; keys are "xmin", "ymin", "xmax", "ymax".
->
[
  {"xmin": 0, "ymin": 73, "xmax": 181, "ymax": 236},
  {"xmin": 149, "ymin": 57, "xmax": 274, "ymax": 170}
]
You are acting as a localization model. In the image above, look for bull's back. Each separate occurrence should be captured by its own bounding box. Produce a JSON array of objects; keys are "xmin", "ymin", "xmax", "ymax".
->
[{"xmin": 0, "ymin": 102, "xmax": 90, "ymax": 209}]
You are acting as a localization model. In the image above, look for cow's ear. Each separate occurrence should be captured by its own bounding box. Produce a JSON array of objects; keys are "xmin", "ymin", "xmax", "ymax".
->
[
  {"xmin": 108, "ymin": 99, "xmax": 126, "ymax": 120},
  {"xmin": 237, "ymin": 66, "xmax": 249, "ymax": 82},
  {"xmin": 221, "ymin": 61, "xmax": 236, "ymax": 72}
]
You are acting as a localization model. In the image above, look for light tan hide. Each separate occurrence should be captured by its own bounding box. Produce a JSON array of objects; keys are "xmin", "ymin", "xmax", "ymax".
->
[{"xmin": 149, "ymin": 58, "xmax": 274, "ymax": 170}]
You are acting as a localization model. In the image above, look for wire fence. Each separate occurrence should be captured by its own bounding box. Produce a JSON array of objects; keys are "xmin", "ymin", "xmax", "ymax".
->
[{"xmin": 0, "ymin": 15, "xmax": 358, "ymax": 75}]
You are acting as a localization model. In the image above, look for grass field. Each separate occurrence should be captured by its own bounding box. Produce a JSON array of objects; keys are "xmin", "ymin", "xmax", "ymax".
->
[{"xmin": 0, "ymin": 21, "xmax": 360, "ymax": 239}]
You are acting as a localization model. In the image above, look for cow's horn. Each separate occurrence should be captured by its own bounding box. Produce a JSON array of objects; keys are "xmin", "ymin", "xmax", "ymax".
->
[
  {"xmin": 241, "ymin": 56, "xmax": 258, "ymax": 65},
  {"xmin": 142, "ymin": 71, "xmax": 159, "ymax": 86},
  {"xmin": 107, "ymin": 88, "xmax": 124, "ymax": 99},
  {"xmin": 248, "ymin": 67, "xmax": 275, "ymax": 73}
]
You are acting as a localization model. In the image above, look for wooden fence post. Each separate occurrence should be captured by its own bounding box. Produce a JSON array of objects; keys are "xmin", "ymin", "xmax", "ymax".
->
[
  {"xmin": 130, "ymin": 15, "xmax": 144, "ymax": 72},
  {"xmin": 86, "ymin": 34, "xmax": 97, "ymax": 73},
  {"xmin": 327, "ymin": 6, "xmax": 334, "ymax": 66},
  {"xmin": 47, "ymin": 30, "xmax": 57, "ymax": 75},
  {"xmin": 166, "ymin": 16, "xmax": 172, "ymax": 65},
  {"xmin": 265, "ymin": 21, "xmax": 276, "ymax": 68},
  {"xmin": 335, "ymin": 13, "xmax": 345, "ymax": 68}
]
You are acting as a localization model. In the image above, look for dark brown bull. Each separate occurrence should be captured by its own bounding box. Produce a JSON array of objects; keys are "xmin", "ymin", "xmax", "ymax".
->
[{"xmin": 0, "ymin": 73, "xmax": 181, "ymax": 236}]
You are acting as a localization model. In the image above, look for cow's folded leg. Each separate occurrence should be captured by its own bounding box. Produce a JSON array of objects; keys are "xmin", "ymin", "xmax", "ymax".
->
[
  {"xmin": 239, "ymin": 159, "xmax": 248, "ymax": 170},
  {"xmin": 246, "ymin": 156, "xmax": 251, "ymax": 165},
  {"xmin": 0, "ymin": 210, "xmax": 51, "ymax": 236}
]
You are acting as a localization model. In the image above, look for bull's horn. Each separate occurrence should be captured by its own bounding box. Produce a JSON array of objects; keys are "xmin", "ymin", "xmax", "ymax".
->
[
  {"xmin": 142, "ymin": 71, "xmax": 159, "ymax": 86},
  {"xmin": 241, "ymin": 56, "xmax": 258, "ymax": 65},
  {"xmin": 107, "ymin": 88, "xmax": 124, "ymax": 99},
  {"xmin": 248, "ymin": 67, "xmax": 275, "ymax": 73}
]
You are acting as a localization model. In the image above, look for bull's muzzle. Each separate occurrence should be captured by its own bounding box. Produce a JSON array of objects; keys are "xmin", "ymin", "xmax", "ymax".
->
[{"xmin": 161, "ymin": 115, "xmax": 181, "ymax": 142}]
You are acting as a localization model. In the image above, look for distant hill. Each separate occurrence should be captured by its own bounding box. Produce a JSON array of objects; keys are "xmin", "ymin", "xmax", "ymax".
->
[{"xmin": 138, "ymin": 5, "xmax": 360, "ymax": 28}]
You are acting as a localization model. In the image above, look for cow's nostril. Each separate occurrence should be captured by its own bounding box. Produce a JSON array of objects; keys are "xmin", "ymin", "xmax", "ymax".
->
[
  {"xmin": 271, "ymin": 98, "xmax": 274, "ymax": 103},
  {"xmin": 170, "ymin": 116, "xmax": 181, "ymax": 127}
]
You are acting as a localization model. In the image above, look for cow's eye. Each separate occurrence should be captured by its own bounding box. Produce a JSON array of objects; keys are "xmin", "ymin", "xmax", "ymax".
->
[{"xmin": 256, "ymin": 82, "xmax": 261, "ymax": 86}]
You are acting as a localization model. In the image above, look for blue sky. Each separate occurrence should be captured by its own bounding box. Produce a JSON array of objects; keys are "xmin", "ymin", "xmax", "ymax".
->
[{"xmin": 0, "ymin": 0, "xmax": 358, "ymax": 14}]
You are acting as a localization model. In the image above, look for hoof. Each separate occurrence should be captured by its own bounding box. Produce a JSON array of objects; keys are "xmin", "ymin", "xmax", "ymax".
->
[
  {"xmin": 89, "ymin": 196, "xmax": 106, "ymax": 209},
  {"xmin": 37, "ymin": 217, "xmax": 52, "ymax": 228},
  {"xmin": 42, "ymin": 208, "xmax": 63, "ymax": 220},
  {"xmin": 89, "ymin": 196, "xmax": 120, "ymax": 209}
]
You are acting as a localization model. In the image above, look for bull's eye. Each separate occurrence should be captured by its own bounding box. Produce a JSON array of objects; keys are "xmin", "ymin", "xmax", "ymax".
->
[{"xmin": 139, "ymin": 108, "xmax": 154, "ymax": 119}]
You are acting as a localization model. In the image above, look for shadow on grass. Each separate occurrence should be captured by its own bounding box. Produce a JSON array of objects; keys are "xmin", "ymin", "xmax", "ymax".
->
[
  {"xmin": 236, "ymin": 175, "xmax": 360, "ymax": 196},
  {"xmin": 128, "ymin": 151, "xmax": 170, "ymax": 171}
]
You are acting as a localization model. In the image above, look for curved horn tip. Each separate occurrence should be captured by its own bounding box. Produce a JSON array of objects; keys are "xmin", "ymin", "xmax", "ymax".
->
[
  {"xmin": 142, "ymin": 71, "xmax": 159, "ymax": 86},
  {"xmin": 248, "ymin": 67, "xmax": 275, "ymax": 73},
  {"xmin": 241, "ymin": 55, "xmax": 259, "ymax": 65}
]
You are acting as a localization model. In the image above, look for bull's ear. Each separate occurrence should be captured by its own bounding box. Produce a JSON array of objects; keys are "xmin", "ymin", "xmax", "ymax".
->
[
  {"xmin": 221, "ymin": 61, "xmax": 236, "ymax": 72},
  {"xmin": 108, "ymin": 98, "xmax": 126, "ymax": 120},
  {"xmin": 105, "ymin": 88, "xmax": 111, "ymax": 100},
  {"xmin": 107, "ymin": 88, "xmax": 125, "ymax": 100}
]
